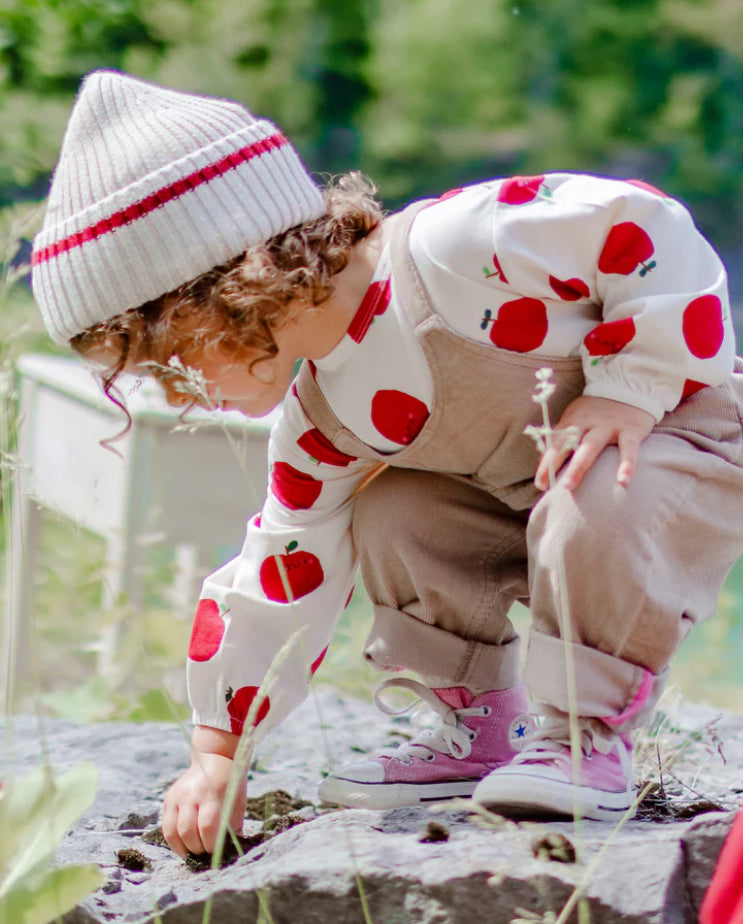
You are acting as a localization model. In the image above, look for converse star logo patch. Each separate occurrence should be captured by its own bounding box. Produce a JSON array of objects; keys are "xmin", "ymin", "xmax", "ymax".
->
[{"xmin": 508, "ymin": 714, "xmax": 536, "ymax": 752}]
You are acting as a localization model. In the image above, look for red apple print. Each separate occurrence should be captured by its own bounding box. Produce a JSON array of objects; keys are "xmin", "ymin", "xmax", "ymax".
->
[
  {"xmin": 682, "ymin": 295, "xmax": 725, "ymax": 359},
  {"xmin": 347, "ymin": 279, "xmax": 391, "ymax": 343},
  {"xmin": 482, "ymin": 252, "xmax": 509, "ymax": 283},
  {"xmin": 681, "ymin": 379, "xmax": 707, "ymax": 400},
  {"xmin": 497, "ymin": 175, "xmax": 546, "ymax": 205},
  {"xmin": 310, "ymin": 645, "xmax": 329, "ymax": 677},
  {"xmin": 598, "ymin": 222, "xmax": 656, "ymax": 277},
  {"xmin": 549, "ymin": 275, "xmax": 590, "ymax": 301},
  {"xmin": 583, "ymin": 317, "xmax": 636, "ymax": 361},
  {"xmin": 271, "ymin": 461, "xmax": 322, "ymax": 510},
  {"xmin": 253, "ymin": 513, "xmax": 262, "ymax": 528},
  {"xmin": 188, "ymin": 598, "xmax": 227, "ymax": 662},
  {"xmin": 437, "ymin": 188, "xmax": 463, "ymax": 201},
  {"xmin": 225, "ymin": 685, "xmax": 270, "ymax": 734},
  {"xmin": 628, "ymin": 179, "xmax": 669, "ymax": 198},
  {"xmin": 297, "ymin": 428, "xmax": 358, "ymax": 467},
  {"xmin": 260, "ymin": 541, "xmax": 324, "ymax": 602},
  {"xmin": 480, "ymin": 297, "xmax": 548, "ymax": 353},
  {"xmin": 370, "ymin": 390, "xmax": 430, "ymax": 445}
]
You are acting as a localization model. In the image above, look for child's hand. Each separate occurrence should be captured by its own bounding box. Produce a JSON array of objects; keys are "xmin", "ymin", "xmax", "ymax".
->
[
  {"xmin": 534, "ymin": 395, "xmax": 655, "ymax": 492},
  {"xmin": 162, "ymin": 727, "xmax": 245, "ymax": 857}
]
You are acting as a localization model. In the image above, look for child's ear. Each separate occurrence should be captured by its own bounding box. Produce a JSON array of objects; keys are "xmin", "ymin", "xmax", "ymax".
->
[{"xmin": 252, "ymin": 360, "xmax": 276, "ymax": 384}]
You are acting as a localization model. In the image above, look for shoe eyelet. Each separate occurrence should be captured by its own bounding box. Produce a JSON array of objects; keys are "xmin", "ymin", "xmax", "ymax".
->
[
  {"xmin": 481, "ymin": 705, "xmax": 492, "ymax": 717},
  {"xmin": 424, "ymin": 753, "xmax": 436, "ymax": 762},
  {"xmin": 468, "ymin": 729, "xmax": 478, "ymax": 741}
]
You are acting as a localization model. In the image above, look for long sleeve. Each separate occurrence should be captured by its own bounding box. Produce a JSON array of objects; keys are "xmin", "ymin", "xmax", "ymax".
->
[
  {"xmin": 186, "ymin": 383, "xmax": 376, "ymax": 742},
  {"xmin": 541, "ymin": 176, "xmax": 732, "ymax": 420},
  {"xmin": 410, "ymin": 173, "xmax": 734, "ymax": 421}
]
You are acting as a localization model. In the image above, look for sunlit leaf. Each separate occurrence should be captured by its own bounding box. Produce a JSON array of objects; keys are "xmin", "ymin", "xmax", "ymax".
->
[
  {"xmin": 0, "ymin": 763, "xmax": 98, "ymax": 895},
  {"xmin": 123, "ymin": 688, "xmax": 187, "ymax": 722},
  {"xmin": 0, "ymin": 863, "xmax": 104, "ymax": 924},
  {"xmin": 40, "ymin": 677, "xmax": 117, "ymax": 724}
]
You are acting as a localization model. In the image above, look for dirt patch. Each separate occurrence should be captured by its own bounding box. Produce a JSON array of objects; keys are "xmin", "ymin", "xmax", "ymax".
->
[
  {"xmin": 141, "ymin": 826, "xmax": 169, "ymax": 848},
  {"xmin": 117, "ymin": 848, "xmax": 152, "ymax": 872},
  {"xmin": 244, "ymin": 789, "xmax": 312, "ymax": 821},
  {"xmin": 184, "ymin": 832, "xmax": 266, "ymax": 872},
  {"xmin": 635, "ymin": 781, "xmax": 727, "ymax": 823},
  {"xmin": 532, "ymin": 832, "xmax": 576, "ymax": 863},
  {"xmin": 418, "ymin": 821, "xmax": 450, "ymax": 843},
  {"xmin": 138, "ymin": 790, "xmax": 316, "ymax": 871}
]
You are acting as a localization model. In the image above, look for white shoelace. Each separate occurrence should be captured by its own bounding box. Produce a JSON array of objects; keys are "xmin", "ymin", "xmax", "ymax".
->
[
  {"xmin": 373, "ymin": 677, "xmax": 491, "ymax": 763},
  {"xmin": 512, "ymin": 715, "xmax": 634, "ymax": 783}
]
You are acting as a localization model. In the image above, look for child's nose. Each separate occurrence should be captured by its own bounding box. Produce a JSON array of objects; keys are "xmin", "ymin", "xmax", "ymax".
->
[{"xmin": 163, "ymin": 388, "xmax": 191, "ymax": 408}]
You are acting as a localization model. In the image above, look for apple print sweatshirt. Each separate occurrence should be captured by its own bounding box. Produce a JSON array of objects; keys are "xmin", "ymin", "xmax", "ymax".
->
[{"xmin": 187, "ymin": 173, "xmax": 734, "ymax": 739}]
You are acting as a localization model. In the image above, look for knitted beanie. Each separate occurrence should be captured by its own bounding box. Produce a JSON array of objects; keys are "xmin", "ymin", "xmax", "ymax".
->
[{"xmin": 32, "ymin": 70, "xmax": 326, "ymax": 344}]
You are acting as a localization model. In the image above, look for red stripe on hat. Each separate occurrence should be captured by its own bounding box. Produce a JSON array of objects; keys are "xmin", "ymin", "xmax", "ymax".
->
[{"xmin": 32, "ymin": 132, "xmax": 290, "ymax": 266}]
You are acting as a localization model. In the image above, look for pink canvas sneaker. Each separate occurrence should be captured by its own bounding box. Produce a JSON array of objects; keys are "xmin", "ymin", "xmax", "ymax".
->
[
  {"xmin": 318, "ymin": 678, "xmax": 535, "ymax": 809},
  {"xmin": 472, "ymin": 714, "xmax": 636, "ymax": 821}
]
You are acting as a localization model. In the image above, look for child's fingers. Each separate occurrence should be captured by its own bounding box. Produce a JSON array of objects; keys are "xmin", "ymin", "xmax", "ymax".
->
[
  {"xmin": 616, "ymin": 430, "xmax": 643, "ymax": 486},
  {"xmin": 176, "ymin": 803, "xmax": 206, "ymax": 856},
  {"xmin": 535, "ymin": 430, "xmax": 583, "ymax": 490},
  {"xmin": 198, "ymin": 793, "xmax": 245, "ymax": 854},
  {"xmin": 616, "ymin": 458, "xmax": 634, "ymax": 487},
  {"xmin": 197, "ymin": 800, "xmax": 224, "ymax": 855},
  {"xmin": 535, "ymin": 448, "xmax": 563, "ymax": 490},
  {"xmin": 558, "ymin": 432, "xmax": 608, "ymax": 490},
  {"xmin": 162, "ymin": 803, "xmax": 188, "ymax": 857},
  {"xmin": 538, "ymin": 426, "xmax": 645, "ymax": 491}
]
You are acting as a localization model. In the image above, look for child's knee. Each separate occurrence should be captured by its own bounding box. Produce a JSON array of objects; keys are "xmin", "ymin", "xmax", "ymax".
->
[
  {"xmin": 527, "ymin": 446, "xmax": 646, "ymax": 557},
  {"xmin": 352, "ymin": 468, "xmax": 433, "ymax": 554}
]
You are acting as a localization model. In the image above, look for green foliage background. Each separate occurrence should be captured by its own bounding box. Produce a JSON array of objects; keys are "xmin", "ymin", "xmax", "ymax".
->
[{"xmin": 2, "ymin": 0, "xmax": 743, "ymax": 251}]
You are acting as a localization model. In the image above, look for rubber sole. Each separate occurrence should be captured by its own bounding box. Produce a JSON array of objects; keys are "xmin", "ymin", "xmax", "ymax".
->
[
  {"xmin": 317, "ymin": 775, "xmax": 479, "ymax": 809},
  {"xmin": 472, "ymin": 772, "xmax": 635, "ymax": 822}
]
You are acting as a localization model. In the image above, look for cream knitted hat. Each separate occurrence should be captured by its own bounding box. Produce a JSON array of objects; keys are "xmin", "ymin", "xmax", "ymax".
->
[{"xmin": 32, "ymin": 70, "xmax": 326, "ymax": 344}]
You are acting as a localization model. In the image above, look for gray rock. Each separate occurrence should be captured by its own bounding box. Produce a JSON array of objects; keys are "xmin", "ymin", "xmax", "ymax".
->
[
  {"xmin": 682, "ymin": 811, "xmax": 736, "ymax": 916},
  {"xmin": 2, "ymin": 691, "xmax": 742, "ymax": 924}
]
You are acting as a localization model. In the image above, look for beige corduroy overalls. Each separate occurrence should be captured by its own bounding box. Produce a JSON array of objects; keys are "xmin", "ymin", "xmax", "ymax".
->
[{"xmin": 295, "ymin": 201, "xmax": 743, "ymax": 727}]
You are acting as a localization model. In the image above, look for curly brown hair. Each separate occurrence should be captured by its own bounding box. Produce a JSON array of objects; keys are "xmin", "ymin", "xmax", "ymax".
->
[{"xmin": 70, "ymin": 171, "xmax": 384, "ymax": 411}]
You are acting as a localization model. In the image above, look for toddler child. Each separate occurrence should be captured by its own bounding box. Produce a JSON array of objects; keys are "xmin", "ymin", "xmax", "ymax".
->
[{"xmin": 31, "ymin": 70, "xmax": 743, "ymax": 856}]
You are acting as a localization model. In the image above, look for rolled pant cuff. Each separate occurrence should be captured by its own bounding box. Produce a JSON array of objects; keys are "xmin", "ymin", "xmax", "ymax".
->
[
  {"xmin": 522, "ymin": 627, "xmax": 667, "ymax": 728},
  {"xmin": 363, "ymin": 605, "xmax": 522, "ymax": 692}
]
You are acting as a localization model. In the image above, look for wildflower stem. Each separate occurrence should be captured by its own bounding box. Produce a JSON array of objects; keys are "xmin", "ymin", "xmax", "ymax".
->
[{"xmin": 527, "ymin": 370, "xmax": 585, "ymax": 853}]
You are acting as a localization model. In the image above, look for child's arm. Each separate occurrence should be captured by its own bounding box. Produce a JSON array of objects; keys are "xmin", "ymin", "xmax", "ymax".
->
[
  {"xmin": 161, "ymin": 726, "xmax": 243, "ymax": 857},
  {"xmin": 461, "ymin": 174, "xmax": 732, "ymax": 490},
  {"xmin": 422, "ymin": 175, "xmax": 733, "ymax": 411},
  {"xmin": 163, "ymin": 386, "xmax": 377, "ymax": 854},
  {"xmin": 540, "ymin": 178, "xmax": 732, "ymax": 489}
]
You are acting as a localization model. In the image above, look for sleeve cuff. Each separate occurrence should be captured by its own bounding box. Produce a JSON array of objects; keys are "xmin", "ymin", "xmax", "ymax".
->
[
  {"xmin": 191, "ymin": 712, "xmax": 233, "ymax": 734},
  {"xmin": 581, "ymin": 381, "xmax": 668, "ymax": 423}
]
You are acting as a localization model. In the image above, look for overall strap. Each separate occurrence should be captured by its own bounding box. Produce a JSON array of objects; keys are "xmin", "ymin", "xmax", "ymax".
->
[
  {"xmin": 293, "ymin": 199, "xmax": 435, "ymax": 454},
  {"xmin": 385, "ymin": 198, "xmax": 438, "ymax": 330}
]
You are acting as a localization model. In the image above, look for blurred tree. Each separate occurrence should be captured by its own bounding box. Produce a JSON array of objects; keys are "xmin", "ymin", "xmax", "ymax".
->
[
  {"xmin": 0, "ymin": 0, "xmax": 741, "ymax": 253},
  {"xmin": 0, "ymin": 0, "xmax": 162, "ymax": 201},
  {"xmin": 300, "ymin": 0, "xmax": 372, "ymax": 173},
  {"xmin": 360, "ymin": 0, "xmax": 743, "ymax": 251}
]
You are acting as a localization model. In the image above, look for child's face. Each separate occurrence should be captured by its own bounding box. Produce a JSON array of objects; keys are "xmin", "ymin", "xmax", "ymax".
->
[
  {"xmin": 191, "ymin": 347, "xmax": 293, "ymax": 417},
  {"xmin": 151, "ymin": 344, "xmax": 295, "ymax": 418}
]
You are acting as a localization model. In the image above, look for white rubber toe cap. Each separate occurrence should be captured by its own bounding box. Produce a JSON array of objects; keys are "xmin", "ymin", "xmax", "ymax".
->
[{"xmin": 326, "ymin": 760, "xmax": 386, "ymax": 784}]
